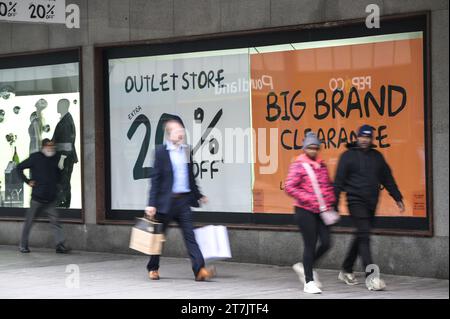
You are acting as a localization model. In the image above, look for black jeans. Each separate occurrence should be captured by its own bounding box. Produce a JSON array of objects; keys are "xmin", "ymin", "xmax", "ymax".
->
[
  {"xmin": 295, "ymin": 207, "xmax": 331, "ymax": 283},
  {"xmin": 57, "ymin": 159, "xmax": 74, "ymax": 208},
  {"xmin": 146, "ymin": 194, "xmax": 205, "ymax": 276},
  {"xmin": 342, "ymin": 204, "xmax": 375, "ymax": 276}
]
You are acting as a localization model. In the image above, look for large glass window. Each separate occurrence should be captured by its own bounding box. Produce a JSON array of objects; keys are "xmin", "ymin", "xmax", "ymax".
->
[
  {"xmin": 0, "ymin": 50, "xmax": 82, "ymax": 220},
  {"xmin": 102, "ymin": 14, "xmax": 431, "ymax": 234}
]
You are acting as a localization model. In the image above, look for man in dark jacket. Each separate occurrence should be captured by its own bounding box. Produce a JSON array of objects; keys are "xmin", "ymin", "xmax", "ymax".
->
[
  {"xmin": 16, "ymin": 139, "xmax": 70, "ymax": 254},
  {"xmin": 334, "ymin": 125, "xmax": 404, "ymax": 291},
  {"xmin": 145, "ymin": 119, "xmax": 215, "ymax": 281}
]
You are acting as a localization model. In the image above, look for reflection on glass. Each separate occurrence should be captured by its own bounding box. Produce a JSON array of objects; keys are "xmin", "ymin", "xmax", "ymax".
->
[
  {"xmin": 0, "ymin": 62, "xmax": 81, "ymax": 209},
  {"xmin": 0, "ymin": 85, "xmax": 15, "ymax": 100}
]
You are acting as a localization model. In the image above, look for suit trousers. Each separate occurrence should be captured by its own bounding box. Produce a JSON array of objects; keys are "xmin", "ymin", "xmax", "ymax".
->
[{"xmin": 146, "ymin": 194, "xmax": 205, "ymax": 276}]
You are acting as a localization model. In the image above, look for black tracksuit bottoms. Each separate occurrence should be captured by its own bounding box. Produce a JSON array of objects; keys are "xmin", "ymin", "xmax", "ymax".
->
[
  {"xmin": 342, "ymin": 204, "xmax": 375, "ymax": 276},
  {"xmin": 295, "ymin": 207, "xmax": 331, "ymax": 283}
]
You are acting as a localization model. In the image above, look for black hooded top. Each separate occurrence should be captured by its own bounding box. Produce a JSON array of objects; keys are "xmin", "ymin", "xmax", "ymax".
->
[
  {"xmin": 334, "ymin": 142, "xmax": 403, "ymax": 215},
  {"xmin": 15, "ymin": 152, "xmax": 61, "ymax": 203}
]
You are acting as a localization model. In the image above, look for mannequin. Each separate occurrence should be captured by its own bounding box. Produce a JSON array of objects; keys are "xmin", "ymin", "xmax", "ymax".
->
[
  {"xmin": 28, "ymin": 99, "xmax": 48, "ymax": 155},
  {"xmin": 52, "ymin": 99, "xmax": 78, "ymax": 208}
]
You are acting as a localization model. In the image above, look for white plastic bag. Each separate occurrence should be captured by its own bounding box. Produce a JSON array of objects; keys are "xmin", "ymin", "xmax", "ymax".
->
[{"xmin": 194, "ymin": 225, "xmax": 232, "ymax": 261}]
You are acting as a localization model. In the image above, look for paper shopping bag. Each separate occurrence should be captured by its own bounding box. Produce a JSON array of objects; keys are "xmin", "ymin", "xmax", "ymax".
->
[{"xmin": 129, "ymin": 218, "xmax": 165, "ymax": 255}]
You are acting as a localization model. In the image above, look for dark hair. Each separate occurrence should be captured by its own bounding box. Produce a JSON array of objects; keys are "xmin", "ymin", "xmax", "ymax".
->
[{"xmin": 41, "ymin": 138, "xmax": 53, "ymax": 147}]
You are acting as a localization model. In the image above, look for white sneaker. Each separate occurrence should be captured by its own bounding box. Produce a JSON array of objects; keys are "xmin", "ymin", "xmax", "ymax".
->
[
  {"xmin": 366, "ymin": 277, "xmax": 386, "ymax": 291},
  {"xmin": 304, "ymin": 281, "xmax": 322, "ymax": 294},
  {"xmin": 313, "ymin": 270, "xmax": 322, "ymax": 289},
  {"xmin": 338, "ymin": 271, "xmax": 359, "ymax": 285},
  {"xmin": 292, "ymin": 263, "xmax": 305, "ymax": 284},
  {"xmin": 293, "ymin": 263, "xmax": 323, "ymax": 288}
]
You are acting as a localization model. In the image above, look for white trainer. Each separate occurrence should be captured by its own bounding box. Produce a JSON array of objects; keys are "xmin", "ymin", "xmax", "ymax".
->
[
  {"xmin": 304, "ymin": 281, "xmax": 322, "ymax": 294},
  {"xmin": 293, "ymin": 263, "xmax": 323, "ymax": 288},
  {"xmin": 366, "ymin": 277, "xmax": 386, "ymax": 291},
  {"xmin": 292, "ymin": 263, "xmax": 305, "ymax": 284},
  {"xmin": 338, "ymin": 271, "xmax": 359, "ymax": 285},
  {"xmin": 313, "ymin": 270, "xmax": 322, "ymax": 289}
]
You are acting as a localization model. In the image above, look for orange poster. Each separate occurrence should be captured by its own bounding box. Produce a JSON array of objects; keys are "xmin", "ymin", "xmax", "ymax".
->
[{"xmin": 251, "ymin": 35, "xmax": 426, "ymax": 217}]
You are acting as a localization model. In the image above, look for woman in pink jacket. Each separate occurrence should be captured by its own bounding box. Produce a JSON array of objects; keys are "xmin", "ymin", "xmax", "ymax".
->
[{"xmin": 285, "ymin": 132, "xmax": 336, "ymax": 294}]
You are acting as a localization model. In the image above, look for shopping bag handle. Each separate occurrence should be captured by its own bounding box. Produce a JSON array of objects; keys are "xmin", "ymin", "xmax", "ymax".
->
[{"xmin": 143, "ymin": 214, "xmax": 160, "ymax": 223}]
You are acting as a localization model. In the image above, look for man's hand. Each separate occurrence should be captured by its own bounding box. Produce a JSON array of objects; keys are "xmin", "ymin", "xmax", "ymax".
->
[
  {"xmin": 396, "ymin": 201, "xmax": 405, "ymax": 213},
  {"xmin": 199, "ymin": 196, "xmax": 208, "ymax": 205},
  {"xmin": 28, "ymin": 180, "xmax": 36, "ymax": 187},
  {"xmin": 145, "ymin": 206, "xmax": 156, "ymax": 219},
  {"xmin": 58, "ymin": 155, "xmax": 67, "ymax": 170}
]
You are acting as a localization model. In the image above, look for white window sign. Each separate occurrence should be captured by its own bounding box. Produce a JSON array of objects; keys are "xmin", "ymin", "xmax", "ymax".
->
[{"xmin": 0, "ymin": 0, "xmax": 66, "ymax": 24}]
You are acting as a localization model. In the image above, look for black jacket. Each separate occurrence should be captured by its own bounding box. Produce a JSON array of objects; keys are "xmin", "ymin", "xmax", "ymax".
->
[
  {"xmin": 52, "ymin": 113, "xmax": 78, "ymax": 163},
  {"xmin": 148, "ymin": 144, "xmax": 203, "ymax": 214},
  {"xmin": 15, "ymin": 152, "xmax": 61, "ymax": 203},
  {"xmin": 334, "ymin": 143, "xmax": 403, "ymax": 215}
]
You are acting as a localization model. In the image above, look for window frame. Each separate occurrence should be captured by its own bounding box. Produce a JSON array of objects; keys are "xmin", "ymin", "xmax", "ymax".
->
[
  {"xmin": 0, "ymin": 47, "xmax": 85, "ymax": 224},
  {"xmin": 95, "ymin": 12, "xmax": 433, "ymax": 237}
]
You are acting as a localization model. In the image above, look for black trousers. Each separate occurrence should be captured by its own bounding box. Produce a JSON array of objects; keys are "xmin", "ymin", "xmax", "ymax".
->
[
  {"xmin": 21, "ymin": 199, "xmax": 65, "ymax": 248},
  {"xmin": 146, "ymin": 194, "xmax": 205, "ymax": 276},
  {"xmin": 342, "ymin": 204, "xmax": 375, "ymax": 275},
  {"xmin": 295, "ymin": 207, "xmax": 331, "ymax": 283},
  {"xmin": 57, "ymin": 159, "xmax": 74, "ymax": 208}
]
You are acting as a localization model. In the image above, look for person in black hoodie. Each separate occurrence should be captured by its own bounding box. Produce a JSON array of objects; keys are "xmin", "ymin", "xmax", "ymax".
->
[
  {"xmin": 16, "ymin": 139, "xmax": 71, "ymax": 254},
  {"xmin": 334, "ymin": 125, "xmax": 404, "ymax": 291}
]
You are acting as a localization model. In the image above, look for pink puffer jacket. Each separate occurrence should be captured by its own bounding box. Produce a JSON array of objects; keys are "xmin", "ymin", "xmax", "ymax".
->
[{"xmin": 285, "ymin": 154, "xmax": 336, "ymax": 214}]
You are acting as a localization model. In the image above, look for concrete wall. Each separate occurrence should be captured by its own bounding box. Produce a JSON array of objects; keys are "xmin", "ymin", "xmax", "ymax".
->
[{"xmin": 0, "ymin": 0, "xmax": 448, "ymax": 279}]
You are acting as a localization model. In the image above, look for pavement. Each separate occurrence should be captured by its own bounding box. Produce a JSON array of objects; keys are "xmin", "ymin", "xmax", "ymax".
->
[{"xmin": 0, "ymin": 245, "xmax": 448, "ymax": 299}]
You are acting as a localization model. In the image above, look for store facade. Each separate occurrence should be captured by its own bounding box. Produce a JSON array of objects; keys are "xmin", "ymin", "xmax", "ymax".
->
[{"xmin": 0, "ymin": 1, "xmax": 448, "ymax": 279}]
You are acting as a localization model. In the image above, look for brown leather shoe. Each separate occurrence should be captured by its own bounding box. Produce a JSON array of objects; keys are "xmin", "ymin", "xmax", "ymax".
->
[
  {"xmin": 195, "ymin": 266, "xmax": 216, "ymax": 281},
  {"xmin": 148, "ymin": 270, "xmax": 160, "ymax": 280}
]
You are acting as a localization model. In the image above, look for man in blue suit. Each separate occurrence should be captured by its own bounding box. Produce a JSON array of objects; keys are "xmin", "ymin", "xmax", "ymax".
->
[{"xmin": 145, "ymin": 119, "xmax": 215, "ymax": 281}]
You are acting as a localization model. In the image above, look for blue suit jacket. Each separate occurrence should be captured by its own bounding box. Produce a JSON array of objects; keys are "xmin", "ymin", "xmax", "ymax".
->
[{"xmin": 148, "ymin": 144, "xmax": 203, "ymax": 214}]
